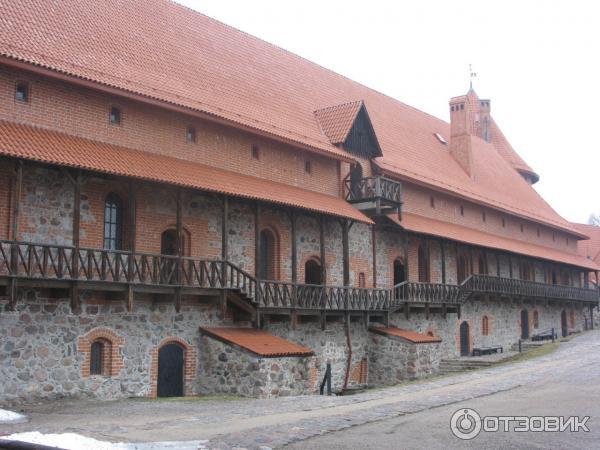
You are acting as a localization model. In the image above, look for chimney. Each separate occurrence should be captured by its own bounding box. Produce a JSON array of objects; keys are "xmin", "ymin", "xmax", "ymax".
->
[{"xmin": 449, "ymin": 95, "xmax": 474, "ymax": 177}]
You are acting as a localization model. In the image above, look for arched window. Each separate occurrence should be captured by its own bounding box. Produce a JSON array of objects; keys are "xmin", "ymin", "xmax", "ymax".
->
[
  {"xmin": 478, "ymin": 255, "xmax": 487, "ymax": 275},
  {"xmin": 393, "ymin": 258, "xmax": 405, "ymax": 285},
  {"xmin": 358, "ymin": 272, "xmax": 366, "ymax": 288},
  {"xmin": 304, "ymin": 258, "xmax": 322, "ymax": 285},
  {"xmin": 482, "ymin": 316, "xmax": 490, "ymax": 336},
  {"xmin": 259, "ymin": 228, "xmax": 278, "ymax": 280},
  {"xmin": 533, "ymin": 310, "xmax": 539, "ymax": 329},
  {"xmin": 457, "ymin": 253, "xmax": 469, "ymax": 283},
  {"xmin": 103, "ymin": 193, "xmax": 123, "ymax": 250},
  {"xmin": 90, "ymin": 339, "xmax": 111, "ymax": 376},
  {"xmin": 417, "ymin": 244, "xmax": 429, "ymax": 282}
]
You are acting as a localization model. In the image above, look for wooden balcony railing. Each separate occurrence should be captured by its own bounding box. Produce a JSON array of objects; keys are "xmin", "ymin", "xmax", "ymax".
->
[
  {"xmin": 461, "ymin": 274, "xmax": 599, "ymax": 304},
  {"xmin": 344, "ymin": 175, "xmax": 402, "ymax": 206},
  {"xmin": 258, "ymin": 280, "xmax": 392, "ymax": 311},
  {"xmin": 393, "ymin": 281, "xmax": 461, "ymax": 305},
  {"xmin": 0, "ymin": 240, "xmax": 256, "ymax": 300},
  {"xmin": 2, "ymin": 241, "xmax": 597, "ymax": 311}
]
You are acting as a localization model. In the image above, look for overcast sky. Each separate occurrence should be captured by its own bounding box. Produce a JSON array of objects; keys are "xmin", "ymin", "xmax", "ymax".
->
[{"xmin": 179, "ymin": 0, "xmax": 599, "ymax": 224}]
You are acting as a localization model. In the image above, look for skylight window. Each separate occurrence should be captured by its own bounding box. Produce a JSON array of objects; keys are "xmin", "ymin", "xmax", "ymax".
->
[{"xmin": 434, "ymin": 132, "xmax": 447, "ymax": 145}]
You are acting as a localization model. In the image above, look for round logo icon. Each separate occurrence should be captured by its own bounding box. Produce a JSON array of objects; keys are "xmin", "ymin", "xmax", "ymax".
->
[{"xmin": 450, "ymin": 408, "xmax": 482, "ymax": 440}]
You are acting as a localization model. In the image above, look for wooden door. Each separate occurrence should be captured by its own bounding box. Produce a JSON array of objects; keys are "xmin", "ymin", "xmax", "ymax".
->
[{"xmin": 157, "ymin": 343, "xmax": 184, "ymax": 397}]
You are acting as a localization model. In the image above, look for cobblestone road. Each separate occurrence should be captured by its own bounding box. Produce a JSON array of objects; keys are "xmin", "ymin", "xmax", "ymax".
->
[{"xmin": 2, "ymin": 331, "xmax": 599, "ymax": 449}]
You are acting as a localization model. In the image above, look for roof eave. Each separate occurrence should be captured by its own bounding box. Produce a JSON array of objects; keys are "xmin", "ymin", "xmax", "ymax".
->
[{"xmin": 0, "ymin": 56, "xmax": 356, "ymax": 165}]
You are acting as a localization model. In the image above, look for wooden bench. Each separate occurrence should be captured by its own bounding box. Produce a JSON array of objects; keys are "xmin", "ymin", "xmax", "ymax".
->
[
  {"xmin": 531, "ymin": 330, "xmax": 555, "ymax": 341},
  {"xmin": 472, "ymin": 346, "xmax": 503, "ymax": 356}
]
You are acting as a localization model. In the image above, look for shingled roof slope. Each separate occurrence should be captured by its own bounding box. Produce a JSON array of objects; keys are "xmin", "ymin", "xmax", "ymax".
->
[
  {"xmin": 0, "ymin": 120, "xmax": 372, "ymax": 223},
  {"xmin": 573, "ymin": 223, "xmax": 600, "ymax": 263},
  {"xmin": 0, "ymin": 0, "xmax": 579, "ymax": 236},
  {"xmin": 314, "ymin": 101, "xmax": 363, "ymax": 144}
]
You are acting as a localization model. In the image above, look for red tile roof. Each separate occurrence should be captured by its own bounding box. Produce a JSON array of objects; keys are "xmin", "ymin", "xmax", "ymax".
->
[
  {"xmin": 314, "ymin": 101, "xmax": 363, "ymax": 144},
  {"xmin": 0, "ymin": 0, "xmax": 578, "ymax": 236},
  {"xmin": 489, "ymin": 118, "xmax": 539, "ymax": 182},
  {"xmin": 200, "ymin": 327, "xmax": 314, "ymax": 357},
  {"xmin": 573, "ymin": 223, "xmax": 600, "ymax": 263},
  {"xmin": 392, "ymin": 213, "xmax": 599, "ymax": 271},
  {"xmin": 370, "ymin": 326, "xmax": 441, "ymax": 343},
  {"xmin": 0, "ymin": 120, "xmax": 372, "ymax": 223}
]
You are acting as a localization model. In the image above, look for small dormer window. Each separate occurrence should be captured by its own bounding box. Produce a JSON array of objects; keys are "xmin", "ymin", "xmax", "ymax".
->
[
  {"xmin": 15, "ymin": 82, "xmax": 29, "ymax": 103},
  {"xmin": 109, "ymin": 107, "xmax": 121, "ymax": 126},
  {"xmin": 186, "ymin": 126, "xmax": 196, "ymax": 143}
]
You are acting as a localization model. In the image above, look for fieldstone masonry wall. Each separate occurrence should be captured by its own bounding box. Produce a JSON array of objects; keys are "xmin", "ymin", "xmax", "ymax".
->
[
  {"xmin": 198, "ymin": 335, "xmax": 316, "ymax": 397},
  {"xmin": 368, "ymin": 333, "xmax": 441, "ymax": 386}
]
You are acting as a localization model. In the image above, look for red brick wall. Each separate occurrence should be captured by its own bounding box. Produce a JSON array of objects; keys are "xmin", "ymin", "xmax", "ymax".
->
[{"xmin": 0, "ymin": 66, "xmax": 341, "ymax": 197}]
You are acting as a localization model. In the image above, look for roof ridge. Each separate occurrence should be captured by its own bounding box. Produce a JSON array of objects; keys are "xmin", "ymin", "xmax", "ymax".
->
[{"xmin": 171, "ymin": 0, "xmax": 449, "ymax": 126}]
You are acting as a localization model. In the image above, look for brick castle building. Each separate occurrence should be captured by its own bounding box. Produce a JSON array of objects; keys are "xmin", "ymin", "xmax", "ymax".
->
[{"xmin": 0, "ymin": 0, "xmax": 598, "ymax": 402}]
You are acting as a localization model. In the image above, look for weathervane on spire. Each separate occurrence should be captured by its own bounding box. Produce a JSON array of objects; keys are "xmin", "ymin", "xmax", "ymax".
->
[{"xmin": 469, "ymin": 64, "xmax": 477, "ymax": 90}]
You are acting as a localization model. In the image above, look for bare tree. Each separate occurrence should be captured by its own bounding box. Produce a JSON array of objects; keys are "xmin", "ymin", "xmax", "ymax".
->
[{"xmin": 588, "ymin": 213, "xmax": 600, "ymax": 226}]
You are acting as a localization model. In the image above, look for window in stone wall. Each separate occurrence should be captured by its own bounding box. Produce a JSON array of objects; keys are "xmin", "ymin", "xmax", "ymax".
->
[
  {"xmin": 90, "ymin": 339, "xmax": 112, "ymax": 376},
  {"xmin": 482, "ymin": 315, "xmax": 490, "ymax": 336},
  {"xmin": 533, "ymin": 310, "xmax": 539, "ymax": 329},
  {"xmin": 104, "ymin": 193, "xmax": 124, "ymax": 250}
]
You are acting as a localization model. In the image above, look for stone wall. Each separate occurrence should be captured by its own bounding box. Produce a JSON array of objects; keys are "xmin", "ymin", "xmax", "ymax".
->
[
  {"xmin": 265, "ymin": 318, "xmax": 369, "ymax": 392},
  {"xmin": 368, "ymin": 333, "xmax": 441, "ymax": 386},
  {"xmin": 198, "ymin": 335, "xmax": 315, "ymax": 397}
]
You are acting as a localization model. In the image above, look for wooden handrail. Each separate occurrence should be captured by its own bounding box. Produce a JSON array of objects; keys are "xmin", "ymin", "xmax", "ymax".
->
[{"xmin": 344, "ymin": 175, "xmax": 402, "ymax": 204}]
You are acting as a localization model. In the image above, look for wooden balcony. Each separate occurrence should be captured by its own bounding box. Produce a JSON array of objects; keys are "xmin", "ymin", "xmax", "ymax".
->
[
  {"xmin": 258, "ymin": 280, "xmax": 392, "ymax": 312},
  {"xmin": 344, "ymin": 175, "xmax": 402, "ymax": 216},
  {"xmin": 461, "ymin": 274, "xmax": 600, "ymax": 304},
  {"xmin": 0, "ymin": 240, "xmax": 256, "ymax": 300},
  {"xmin": 393, "ymin": 281, "xmax": 461, "ymax": 305}
]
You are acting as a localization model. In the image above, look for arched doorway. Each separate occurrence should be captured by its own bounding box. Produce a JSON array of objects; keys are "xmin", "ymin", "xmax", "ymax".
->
[
  {"xmin": 350, "ymin": 163, "xmax": 364, "ymax": 198},
  {"xmin": 393, "ymin": 258, "xmax": 405, "ymax": 285},
  {"xmin": 305, "ymin": 259, "xmax": 322, "ymax": 285},
  {"xmin": 258, "ymin": 228, "xmax": 277, "ymax": 280},
  {"xmin": 561, "ymin": 310, "xmax": 568, "ymax": 337},
  {"xmin": 157, "ymin": 343, "xmax": 184, "ymax": 397},
  {"xmin": 520, "ymin": 309, "xmax": 529, "ymax": 339},
  {"xmin": 459, "ymin": 321, "xmax": 470, "ymax": 356}
]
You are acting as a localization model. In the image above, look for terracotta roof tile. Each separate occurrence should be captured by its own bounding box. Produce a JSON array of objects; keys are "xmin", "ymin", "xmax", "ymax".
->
[
  {"xmin": 314, "ymin": 101, "xmax": 363, "ymax": 144},
  {"xmin": 0, "ymin": 0, "xmax": 575, "ymax": 235},
  {"xmin": 489, "ymin": 118, "xmax": 538, "ymax": 181},
  {"xmin": 391, "ymin": 213, "xmax": 599, "ymax": 271},
  {"xmin": 200, "ymin": 327, "xmax": 314, "ymax": 357},
  {"xmin": 573, "ymin": 223, "xmax": 600, "ymax": 263},
  {"xmin": 370, "ymin": 326, "xmax": 441, "ymax": 343},
  {"xmin": 0, "ymin": 120, "xmax": 372, "ymax": 223}
]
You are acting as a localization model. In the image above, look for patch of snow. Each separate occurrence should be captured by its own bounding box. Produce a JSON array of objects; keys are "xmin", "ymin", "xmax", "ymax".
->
[
  {"xmin": 0, "ymin": 432, "xmax": 208, "ymax": 450},
  {"xmin": 0, "ymin": 408, "xmax": 27, "ymax": 424}
]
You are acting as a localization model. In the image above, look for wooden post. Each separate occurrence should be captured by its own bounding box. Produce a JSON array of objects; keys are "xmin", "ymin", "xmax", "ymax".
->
[
  {"xmin": 70, "ymin": 170, "xmax": 82, "ymax": 313},
  {"xmin": 482, "ymin": 248, "xmax": 487, "ymax": 275},
  {"xmin": 254, "ymin": 202, "xmax": 261, "ymax": 316},
  {"xmin": 290, "ymin": 209, "xmax": 297, "ymax": 283},
  {"xmin": 496, "ymin": 252, "xmax": 500, "ymax": 277},
  {"xmin": 174, "ymin": 188, "xmax": 183, "ymax": 313},
  {"xmin": 440, "ymin": 239, "xmax": 446, "ymax": 284},
  {"xmin": 319, "ymin": 215, "xmax": 326, "ymax": 285},
  {"xmin": 127, "ymin": 180, "xmax": 136, "ymax": 312},
  {"xmin": 342, "ymin": 220, "xmax": 350, "ymax": 287},
  {"xmin": 220, "ymin": 195, "xmax": 229, "ymax": 315},
  {"xmin": 508, "ymin": 254, "xmax": 513, "ymax": 278},
  {"xmin": 371, "ymin": 225, "xmax": 377, "ymax": 288},
  {"xmin": 403, "ymin": 232, "xmax": 409, "ymax": 282},
  {"xmin": 8, "ymin": 160, "xmax": 23, "ymax": 310}
]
